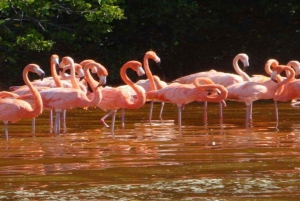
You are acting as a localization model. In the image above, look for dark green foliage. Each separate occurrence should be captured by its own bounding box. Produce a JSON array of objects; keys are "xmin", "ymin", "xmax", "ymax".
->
[{"xmin": 1, "ymin": 0, "xmax": 300, "ymax": 89}]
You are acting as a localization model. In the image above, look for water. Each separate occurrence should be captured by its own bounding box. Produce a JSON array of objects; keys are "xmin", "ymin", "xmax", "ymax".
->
[{"xmin": 0, "ymin": 100, "xmax": 300, "ymax": 200}]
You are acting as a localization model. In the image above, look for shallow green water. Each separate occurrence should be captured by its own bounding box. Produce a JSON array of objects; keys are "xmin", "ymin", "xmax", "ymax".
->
[{"xmin": 0, "ymin": 100, "xmax": 300, "ymax": 200}]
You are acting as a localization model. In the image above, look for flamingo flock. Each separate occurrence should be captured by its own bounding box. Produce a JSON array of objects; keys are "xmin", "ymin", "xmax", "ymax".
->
[{"xmin": 1, "ymin": 51, "xmax": 300, "ymax": 139}]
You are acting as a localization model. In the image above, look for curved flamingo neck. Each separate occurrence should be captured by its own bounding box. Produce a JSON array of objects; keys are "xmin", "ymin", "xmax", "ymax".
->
[
  {"xmin": 265, "ymin": 59, "xmax": 279, "ymax": 75},
  {"xmin": 274, "ymin": 65, "xmax": 295, "ymax": 97},
  {"xmin": 63, "ymin": 57, "xmax": 80, "ymax": 90},
  {"xmin": 50, "ymin": 55, "xmax": 62, "ymax": 87},
  {"xmin": 84, "ymin": 62, "xmax": 103, "ymax": 106},
  {"xmin": 120, "ymin": 61, "xmax": 146, "ymax": 108},
  {"xmin": 198, "ymin": 84, "xmax": 228, "ymax": 102},
  {"xmin": 287, "ymin": 60, "xmax": 300, "ymax": 77},
  {"xmin": 23, "ymin": 64, "xmax": 43, "ymax": 117},
  {"xmin": 143, "ymin": 53, "xmax": 157, "ymax": 91},
  {"xmin": 233, "ymin": 54, "xmax": 251, "ymax": 81}
]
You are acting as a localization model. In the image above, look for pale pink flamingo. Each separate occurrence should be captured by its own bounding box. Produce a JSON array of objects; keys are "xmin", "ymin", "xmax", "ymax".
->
[
  {"xmin": 39, "ymin": 57, "xmax": 105, "ymax": 134},
  {"xmin": 146, "ymin": 77, "xmax": 228, "ymax": 132},
  {"xmin": 224, "ymin": 63, "xmax": 292, "ymax": 125},
  {"xmin": 0, "ymin": 64, "xmax": 44, "ymax": 139},
  {"xmin": 173, "ymin": 53, "xmax": 250, "ymax": 121},
  {"xmin": 173, "ymin": 53, "xmax": 251, "ymax": 86},
  {"xmin": 97, "ymin": 61, "xmax": 146, "ymax": 134}
]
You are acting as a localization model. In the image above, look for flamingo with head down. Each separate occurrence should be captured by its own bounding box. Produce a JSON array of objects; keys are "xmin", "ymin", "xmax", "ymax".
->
[{"xmin": 146, "ymin": 77, "xmax": 228, "ymax": 133}]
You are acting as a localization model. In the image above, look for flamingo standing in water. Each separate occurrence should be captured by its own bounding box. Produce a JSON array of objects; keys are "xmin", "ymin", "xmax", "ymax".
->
[
  {"xmin": 270, "ymin": 65, "xmax": 300, "ymax": 122},
  {"xmin": 0, "ymin": 64, "xmax": 44, "ymax": 140},
  {"xmin": 39, "ymin": 57, "xmax": 105, "ymax": 134},
  {"xmin": 100, "ymin": 51, "xmax": 164, "ymax": 128},
  {"xmin": 97, "ymin": 61, "xmax": 146, "ymax": 134},
  {"xmin": 173, "ymin": 53, "xmax": 251, "ymax": 86},
  {"xmin": 146, "ymin": 77, "xmax": 228, "ymax": 133},
  {"xmin": 173, "ymin": 53, "xmax": 251, "ymax": 121},
  {"xmin": 136, "ymin": 51, "xmax": 167, "ymax": 123},
  {"xmin": 224, "ymin": 63, "xmax": 295, "ymax": 126},
  {"xmin": 109, "ymin": 51, "xmax": 166, "ymax": 126}
]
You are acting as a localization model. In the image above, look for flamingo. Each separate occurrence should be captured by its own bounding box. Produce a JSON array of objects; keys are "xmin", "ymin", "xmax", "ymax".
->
[
  {"xmin": 173, "ymin": 53, "xmax": 251, "ymax": 86},
  {"xmin": 100, "ymin": 51, "xmax": 164, "ymax": 128},
  {"xmin": 270, "ymin": 65, "xmax": 300, "ymax": 122},
  {"xmin": 224, "ymin": 63, "xmax": 291, "ymax": 125},
  {"xmin": 146, "ymin": 77, "xmax": 228, "ymax": 132},
  {"xmin": 97, "ymin": 60, "xmax": 146, "ymax": 134},
  {"xmin": 0, "ymin": 64, "xmax": 44, "ymax": 140},
  {"xmin": 114, "ymin": 51, "xmax": 166, "ymax": 126},
  {"xmin": 136, "ymin": 51, "xmax": 167, "ymax": 123},
  {"xmin": 173, "ymin": 53, "xmax": 250, "ymax": 121},
  {"xmin": 39, "ymin": 57, "xmax": 105, "ymax": 134}
]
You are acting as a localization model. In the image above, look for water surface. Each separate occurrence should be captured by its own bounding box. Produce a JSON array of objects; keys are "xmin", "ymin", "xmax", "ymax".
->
[{"xmin": 0, "ymin": 100, "xmax": 300, "ymax": 200}]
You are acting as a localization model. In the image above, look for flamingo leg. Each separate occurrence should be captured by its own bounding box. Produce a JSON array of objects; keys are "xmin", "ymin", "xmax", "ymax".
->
[
  {"xmin": 149, "ymin": 101, "xmax": 154, "ymax": 125},
  {"xmin": 54, "ymin": 110, "xmax": 61, "ymax": 134},
  {"xmin": 101, "ymin": 111, "xmax": 114, "ymax": 128},
  {"xmin": 159, "ymin": 102, "xmax": 165, "ymax": 120},
  {"xmin": 4, "ymin": 122, "xmax": 8, "ymax": 141},
  {"xmin": 62, "ymin": 109, "xmax": 67, "ymax": 132},
  {"xmin": 31, "ymin": 118, "xmax": 36, "ymax": 133},
  {"xmin": 203, "ymin": 101, "xmax": 208, "ymax": 123},
  {"xmin": 246, "ymin": 103, "xmax": 251, "ymax": 126},
  {"xmin": 121, "ymin": 108, "xmax": 125, "ymax": 128},
  {"xmin": 219, "ymin": 102, "xmax": 223, "ymax": 119},
  {"xmin": 111, "ymin": 110, "xmax": 117, "ymax": 135},
  {"xmin": 49, "ymin": 110, "xmax": 53, "ymax": 133},
  {"xmin": 274, "ymin": 100, "xmax": 279, "ymax": 127},
  {"xmin": 177, "ymin": 105, "xmax": 182, "ymax": 133},
  {"xmin": 249, "ymin": 103, "xmax": 253, "ymax": 120}
]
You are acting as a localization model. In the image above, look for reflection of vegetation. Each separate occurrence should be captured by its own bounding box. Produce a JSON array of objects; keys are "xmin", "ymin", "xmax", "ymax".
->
[{"xmin": 1, "ymin": 1, "xmax": 300, "ymax": 88}]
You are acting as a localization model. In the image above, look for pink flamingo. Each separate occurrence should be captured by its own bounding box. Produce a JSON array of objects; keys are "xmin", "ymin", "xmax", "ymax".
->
[
  {"xmin": 146, "ymin": 77, "xmax": 228, "ymax": 132},
  {"xmin": 0, "ymin": 64, "xmax": 44, "ymax": 139},
  {"xmin": 100, "ymin": 51, "xmax": 164, "ymax": 128},
  {"xmin": 173, "ymin": 53, "xmax": 251, "ymax": 86},
  {"xmin": 173, "ymin": 53, "xmax": 250, "ymax": 121},
  {"xmin": 39, "ymin": 57, "xmax": 105, "ymax": 134},
  {"xmin": 270, "ymin": 65, "xmax": 300, "ymax": 123},
  {"xmin": 224, "ymin": 63, "xmax": 293, "ymax": 126},
  {"xmin": 97, "ymin": 61, "xmax": 146, "ymax": 134},
  {"xmin": 249, "ymin": 60, "xmax": 300, "ymax": 122},
  {"xmin": 136, "ymin": 51, "xmax": 167, "ymax": 123},
  {"xmin": 115, "ymin": 51, "xmax": 166, "ymax": 125}
]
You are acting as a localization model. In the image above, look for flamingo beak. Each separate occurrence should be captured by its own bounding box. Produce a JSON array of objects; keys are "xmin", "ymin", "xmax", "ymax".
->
[
  {"xmin": 295, "ymin": 74, "xmax": 300, "ymax": 79},
  {"xmin": 157, "ymin": 61, "xmax": 161, "ymax": 67},
  {"xmin": 79, "ymin": 76, "xmax": 85, "ymax": 81},
  {"xmin": 40, "ymin": 72, "xmax": 45, "ymax": 81},
  {"xmin": 243, "ymin": 65, "xmax": 250, "ymax": 72}
]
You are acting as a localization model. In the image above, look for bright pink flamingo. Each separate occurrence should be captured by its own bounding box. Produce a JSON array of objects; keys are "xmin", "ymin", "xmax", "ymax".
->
[
  {"xmin": 100, "ymin": 51, "xmax": 164, "ymax": 127},
  {"xmin": 0, "ymin": 64, "xmax": 44, "ymax": 139},
  {"xmin": 39, "ymin": 57, "xmax": 105, "ymax": 134},
  {"xmin": 146, "ymin": 77, "xmax": 228, "ymax": 132},
  {"xmin": 136, "ymin": 51, "xmax": 167, "ymax": 122},
  {"xmin": 97, "ymin": 61, "xmax": 146, "ymax": 134},
  {"xmin": 270, "ymin": 65, "xmax": 300, "ymax": 123},
  {"xmin": 249, "ymin": 59, "xmax": 300, "ymax": 122}
]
